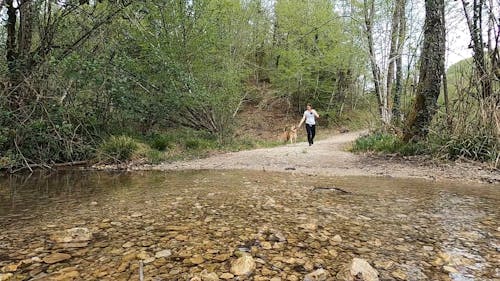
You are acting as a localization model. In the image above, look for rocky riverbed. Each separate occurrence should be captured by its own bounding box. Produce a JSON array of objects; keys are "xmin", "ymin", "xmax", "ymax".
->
[{"xmin": 0, "ymin": 170, "xmax": 498, "ymax": 280}]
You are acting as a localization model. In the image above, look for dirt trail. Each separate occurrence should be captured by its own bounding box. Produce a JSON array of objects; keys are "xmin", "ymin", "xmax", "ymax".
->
[{"xmin": 141, "ymin": 130, "xmax": 499, "ymax": 183}]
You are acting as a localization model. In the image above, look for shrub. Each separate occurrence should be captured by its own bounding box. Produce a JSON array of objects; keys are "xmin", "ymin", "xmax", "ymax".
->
[
  {"xmin": 352, "ymin": 132, "xmax": 427, "ymax": 156},
  {"xmin": 434, "ymin": 132, "xmax": 499, "ymax": 162},
  {"xmin": 99, "ymin": 135, "xmax": 139, "ymax": 163},
  {"xmin": 353, "ymin": 130, "xmax": 498, "ymax": 166},
  {"xmin": 0, "ymin": 152, "xmax": 16, "ymax": 170},
  {"xmin": 146, "ymin": 149, "xmax": 166, "ymax": 164},
  {"xmin": 149, "ymin": 133, "xmax": 176, "ymax": 151},
  {"xmin": 184, "ymin": 138, "xmax": 216, "ymax": 150}
]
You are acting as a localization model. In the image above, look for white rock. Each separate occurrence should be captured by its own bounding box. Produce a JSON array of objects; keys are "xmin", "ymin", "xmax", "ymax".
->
[
  {"xmin": 122, "ymin": 241, "xmax": 134, "ymax": 248},
  {"xmin": 0, "ymin": 273, "xmax": 13, "ymax": 281},
  {"xmin": 220, "ymin": 273, "xmax": 234, "ymax": 279},
  {"xmin": 332, "ymin": 235, "xmax": 342, "ymax": 242},
  {"xmin": 201, "ymin": 270, "xmax": 220, "ymax": 281},
  {"xmin": 262, "ymin": 197, "xmax": 276, "ymax": 209},
  {"xmin": 51, "ymin": 227, "xmax": 92, "ymax": 243},
  {"xmin": 336, "ymin": 258, "xmax": 379, "ymax": 281},
  {"xmin": 304, "ymin": 268, "xmax": 330, "ymax": 281},
  {"xmin": 130, "ymin": 212, "xmax": 143, "ymax": 218},
  {"xmin": 443, "ymin": 266, "xmax": 458, "ymax": 273},
  {"xmin": 155, "ymin": 249, "xmax": 172, "ymax": 258},
  {"xmin": 423, "ymin": 246, "xmax": 433, "ymax": 251},
  {"xmin": 230, "ymin": 255, "xmax": 256, "ymax": 276}
]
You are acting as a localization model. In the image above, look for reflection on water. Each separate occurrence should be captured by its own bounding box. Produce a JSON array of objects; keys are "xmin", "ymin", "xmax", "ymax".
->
[{"xmin": 0, "ymin": 170, "xmax": 498, "ymax": 280}]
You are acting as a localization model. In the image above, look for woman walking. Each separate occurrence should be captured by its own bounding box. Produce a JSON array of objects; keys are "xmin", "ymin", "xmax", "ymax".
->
[{"xmin": 298, "ymin": 104, "xmax": 320, "ymax": 146}]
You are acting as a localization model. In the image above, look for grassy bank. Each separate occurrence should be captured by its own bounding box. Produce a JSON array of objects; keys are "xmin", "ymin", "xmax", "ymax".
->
[
  {"xmin": 96, "ymin": 128, "xmax": 286, "ymax": 165},
  {"xmin": 352, "ymin": 130, "xmax": 499, "ymax": 167}
]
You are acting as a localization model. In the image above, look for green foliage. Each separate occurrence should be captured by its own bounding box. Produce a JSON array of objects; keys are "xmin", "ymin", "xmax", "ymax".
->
[
  {"xmin": 322, "ymin": 106, "xmax": 376, "ymax": 130},
  {"xmin": 0, "ymin": 0, "xmax": 401, "ymax": 169},
  {"xmin": 0, "ymin": 99, "xmax": 95, "ymax": 169},
  {"xmin": 184, "ymin": 138, "xmax": 215, "ymax": 150},
  {"xmin": 145, "ymin": 149, "xmax": 167, "ymax": 164},
  {"xmin": 271, "ymin": 0, "xmax": 366, "ymax": 110},
  {"xmin": 179, "ymin": 130, "xmax": 218, "ymax": 151},
  {"xmin": 431, "ymin": 132, "xmax": 499, "ymax": 162},
  {"xmin": 352, "ymin": 132, "xmax": 427, "ymax": 156},
  {"xmin": 149, "ymin": 133, "xmax": 176, "ymax": 151},
  {"xmin": 98, "ymin": 135, "xmax": 139, "ymax": 163},
  {"xmin": 353, "ymin": 129, "xmax": 499, "ymax": 166}
]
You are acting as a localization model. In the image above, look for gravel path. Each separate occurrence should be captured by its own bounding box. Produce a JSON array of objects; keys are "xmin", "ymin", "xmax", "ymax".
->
[{"xmin": 137, "ymin": 130, "xmax": 500, "ymax": 184}]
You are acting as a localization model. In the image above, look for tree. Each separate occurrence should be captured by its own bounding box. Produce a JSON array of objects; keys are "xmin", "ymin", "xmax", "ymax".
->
[
  {"xmin": 459, "ymin": 0, "xmax": 499, "ymax": 138},
  {"xmin": 389, "ymin": 0, "xmax": 406, "ymax": 123},
  {"xmin": 460, "ymin": 0, "xmax": 492, "ymax": 100},
  {"xmin": 272, "ymin": 0, "xmax": 363, "ymax": 113},
  {"xmin": 3, "ymin": 0, "xmax": 133, "ymax": 105},
  {"xmin": 403, "ymin": 0, "xmax": 446, "ymax": 141},
  {"xmin": 362, "ymin": 0, "xmax": 408, "ymax": 125},
  {"xmin": 362, "ymin": 0, "xmax": 385, "ymax": 122}
]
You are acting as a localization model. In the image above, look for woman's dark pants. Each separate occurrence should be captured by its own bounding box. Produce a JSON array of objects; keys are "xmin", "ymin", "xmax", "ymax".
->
[{"xmin": 305, "ymin": 124, "xmax": 316, "ymax": 145}]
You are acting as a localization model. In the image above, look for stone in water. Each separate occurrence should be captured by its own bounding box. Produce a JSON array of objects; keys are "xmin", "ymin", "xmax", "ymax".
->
[{"xmin": 230, "ymin": 255, "xmax": 256, "ymax": 276}]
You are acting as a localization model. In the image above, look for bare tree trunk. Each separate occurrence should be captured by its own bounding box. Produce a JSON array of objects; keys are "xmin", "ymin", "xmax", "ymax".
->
[
  {"xmin": 403, "ymin": 0, "xmax": 445, "ymax": 142},
  {"xmin": 441, "ymin": 3, "xmax": 452, "ymax": 130},
  {"xmin": 386, "ymin": 0, "xmax": 402, "ymax": 120},
  {"xmin": 461, "ymin": 0, "xmax": 492, "ymax": 100},
  {"xmin": 6, "ymin": 0, "xmax": 17, "ymax": 81},
  {"xmin": 488, "ymin": 0, "xmax": 500, "ymax": 80},
  {"xmin": 442, "ymin": 69, "xmax": 452, "ymax": 129},
  {"xmin": 17, "ymin": 0, "xmax": 34, "ymax": 78},
  {"xmin": 363, "ymin": 0, "xmax": 385, "ymax": 123},
  {"xmin": 392, "ymin": 0, "xmax": 406, "ymax": 123}
]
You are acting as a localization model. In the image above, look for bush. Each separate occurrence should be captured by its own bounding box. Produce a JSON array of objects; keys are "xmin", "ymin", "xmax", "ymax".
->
[
  {"xmin": 99, "ymin": 135, "xmax": 139, "ymax": 163},
  {"xmin": 149, "ymin": 133, "xmax": 175, "ymax": 151},
  {"xmin": 0, "ymin": 153, "xmax": 16, "ymax": 170},
  {"xmin": 353, "ymin": 130, "xmax": 499, "ymax": 166},
  {"xmin": 433, "ymin": 132, "xmax": 499, "ymax": 162},
  {"xmin": 145, "ymin": 149, "xmax": 166, "ymax": 164},
  {"xmin": 184, "ymin": 138, "xmax": 216, "ymax": 150},
  {"xmin": 352, "ymin": 132, "xmax": 427, "ymax": 156}
]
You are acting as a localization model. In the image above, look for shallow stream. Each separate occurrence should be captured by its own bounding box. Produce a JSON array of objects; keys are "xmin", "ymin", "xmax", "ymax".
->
[{"xmin": 0, "ymin": 170, "xmax": 498, "ymax": 280}]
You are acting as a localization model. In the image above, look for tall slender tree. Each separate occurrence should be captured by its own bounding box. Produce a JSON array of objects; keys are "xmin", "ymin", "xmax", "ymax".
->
[
  {"xmin": 390, "ymin": 0, "xmax": 406, "ymax": 123},
  {"xmin": 363, "ymin": 0, "xmax": 385, "ymax": 122},
  {"xmin": 403, "ymin": 0, "xmax": 445, "ymax": 141}
]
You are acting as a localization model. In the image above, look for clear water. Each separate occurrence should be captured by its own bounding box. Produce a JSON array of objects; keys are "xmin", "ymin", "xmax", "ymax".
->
[{"xmin": 0, "ymin": 170, "xmax": 498, "ymax": 280}]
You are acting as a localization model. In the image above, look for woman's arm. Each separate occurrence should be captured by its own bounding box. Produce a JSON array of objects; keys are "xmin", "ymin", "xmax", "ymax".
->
[
  {"xmin": 313, "ymin": 110, "xmax": 319, "ymax": 118},
  {"xmin": 298, "ymin": 114, "xmax": 306, "ymax": 127}
]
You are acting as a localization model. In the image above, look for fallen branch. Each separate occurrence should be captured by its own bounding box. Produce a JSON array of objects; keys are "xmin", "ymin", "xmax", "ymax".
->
[{"xmin": 311, "ymin": 186, "xmax": 352, "ymax": 194}]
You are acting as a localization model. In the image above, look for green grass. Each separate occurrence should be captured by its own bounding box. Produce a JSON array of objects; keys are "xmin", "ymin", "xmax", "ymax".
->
[
  {"xmin": 352, "ymin": 130, "xmax": 499, "ymax": 166},
  {"xmin": 352, "ymin": 132, "xmax": 428, "ymax": 156},
  {"xmin": 430, "ymin": 132, "xmax": 499, "ymax": 162},
  {"xmin": 322, "ymin": 106, "xmax": 376, "ymax": 131},
  {"xmin": 135, "ymin": 128, "xmax": 281, "ymax": 163},
  {"xmin": 145, "ymin": 149, "xmax": 167, "ymax": 164},
  {"xmin": 149, "ymin": 133, "xmax": 176, "ymax": 151},
  {"xmin": 98, "ymin": 135, "xmax": 139, "ymax": 163}
]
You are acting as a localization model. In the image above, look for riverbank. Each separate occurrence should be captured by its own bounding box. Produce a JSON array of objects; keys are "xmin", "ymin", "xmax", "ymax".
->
[{"xmin": 95, "ymin": 130, "xmax": 500, "ymax": 184}]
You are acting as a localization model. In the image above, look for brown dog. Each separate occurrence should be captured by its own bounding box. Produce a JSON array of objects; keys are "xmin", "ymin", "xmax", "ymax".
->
[
  {"xmin": 288, "ymin": 125, "xmax": 297, "ymax": 143},
  {"xmin": 280, "ymin": 126, "xmax": 297, "ymax": 144}
]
